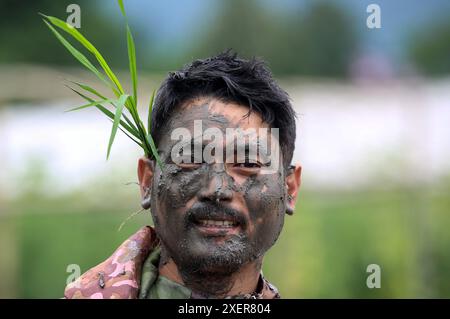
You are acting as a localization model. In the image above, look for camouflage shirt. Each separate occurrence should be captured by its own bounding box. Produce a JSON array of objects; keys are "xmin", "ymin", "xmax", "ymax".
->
[{"xmin": 64, "ymin": 226, "xmax": 280, "ymax": 299}]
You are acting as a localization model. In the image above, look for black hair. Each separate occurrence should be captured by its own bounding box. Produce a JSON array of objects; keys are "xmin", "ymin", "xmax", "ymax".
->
[{"xmin": 151, "ymin": 50, "xmax": 297, "ymax": 169}]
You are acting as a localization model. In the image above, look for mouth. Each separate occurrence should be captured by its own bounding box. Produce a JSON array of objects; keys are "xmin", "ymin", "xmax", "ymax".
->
[
  {"xmin": 186, "ymin": 203, "xmax": 246, "ymax": 237},
  {"xmin": 192, "ymin": 217, "xmax": 241, "ymax": 236},
  {"xmin": 197, "ymin": 219, "xmax": 238, "ymax": 228}
]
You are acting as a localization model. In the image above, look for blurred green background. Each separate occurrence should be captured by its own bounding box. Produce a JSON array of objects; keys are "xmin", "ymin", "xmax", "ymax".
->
[
  {"xmin": 1, "ymin": 0, "xmax": 450, "ymax": 298},
  {"xmin": 3, "ymin": 179, "xmax": 450, "ymax": 298}
]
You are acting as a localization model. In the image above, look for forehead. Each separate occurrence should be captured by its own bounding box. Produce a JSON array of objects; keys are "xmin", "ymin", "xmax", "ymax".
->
[{"xmin": 169, "ymin": 97, "xmax": 269, "ymax": 130}]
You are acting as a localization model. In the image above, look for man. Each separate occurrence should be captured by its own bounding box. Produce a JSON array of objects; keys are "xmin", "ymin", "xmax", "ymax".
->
[{"xmin": 64, "ymin": 51, "xmax": 302, "ymax": 299}]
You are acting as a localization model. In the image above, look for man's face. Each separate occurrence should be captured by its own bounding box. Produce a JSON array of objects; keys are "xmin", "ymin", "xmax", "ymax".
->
[{"xmin": 148, "ymin": 97, "xmax": 288, "ymax": 275}]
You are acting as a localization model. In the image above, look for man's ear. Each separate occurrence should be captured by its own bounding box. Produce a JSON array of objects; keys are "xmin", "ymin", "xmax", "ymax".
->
[
  {"xmin": 285, "ymin": 164, "xmax": 302, "ymax": 215},
  {"xmin": 137, "ymin": 156, "xmax": 154, "ymax": 209}
]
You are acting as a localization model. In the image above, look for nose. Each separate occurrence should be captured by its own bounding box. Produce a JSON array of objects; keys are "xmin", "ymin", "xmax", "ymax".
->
[{"xmin": 197, "ymin": 163, "xmax": 233, "ymax": 203}]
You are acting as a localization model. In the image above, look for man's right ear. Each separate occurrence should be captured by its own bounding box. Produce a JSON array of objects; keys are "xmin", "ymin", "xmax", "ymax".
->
[{"xmin": 137, "ymin": 156, "xmax": 154, "ymax": 209}]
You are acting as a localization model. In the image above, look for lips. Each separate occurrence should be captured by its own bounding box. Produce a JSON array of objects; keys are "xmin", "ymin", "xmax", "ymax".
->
[
  {"xmin": 186, "ymin": 203, "xmax": 246, "ymax": 236},
  {"xmin": 193, "ymin": 218, "xmax": 241, "ymax": 237}
]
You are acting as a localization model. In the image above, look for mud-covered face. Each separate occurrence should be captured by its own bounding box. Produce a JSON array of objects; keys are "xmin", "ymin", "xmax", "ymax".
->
[{"xmin": 150, "ymin": 97, "xmax": 288, "ymax": 276}]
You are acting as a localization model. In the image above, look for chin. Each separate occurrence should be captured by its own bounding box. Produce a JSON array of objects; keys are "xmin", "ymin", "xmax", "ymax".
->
[{"xmin": 177, "ymin": 237, "xmax": 250, "ymax": 275}]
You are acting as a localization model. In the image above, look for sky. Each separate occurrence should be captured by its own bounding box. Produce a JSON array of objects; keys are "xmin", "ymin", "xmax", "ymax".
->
[{"xmin": 100, "ymin": 0, "xmax": 450, "ymax": 64}]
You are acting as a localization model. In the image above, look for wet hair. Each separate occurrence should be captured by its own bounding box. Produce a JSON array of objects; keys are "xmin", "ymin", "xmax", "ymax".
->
[{"xmin": 151, "ymin": 50, "xmax": 297, "ymax": 169}]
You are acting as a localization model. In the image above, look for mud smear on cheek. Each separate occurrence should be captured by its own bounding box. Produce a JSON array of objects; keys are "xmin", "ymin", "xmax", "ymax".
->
[
  {"xmin": 157, "ymin": 165, "xmax": 206, "ymax": 210},
  {"xmin": 153, "ymin": 164, "xmax": 209, "ymax": 269},
  {"xmin": 240, "ymin": 172, "xmax": 286, "ymax": 252}
]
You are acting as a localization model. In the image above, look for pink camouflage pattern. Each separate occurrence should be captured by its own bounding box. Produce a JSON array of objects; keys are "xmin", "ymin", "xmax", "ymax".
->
[
  {"xmin": 64, "ymin": 225, "xmax": 280, "ymax": 299},
  {"xmin": 64, "ymin": 226, "xmax": 159, "ymax": 299}
]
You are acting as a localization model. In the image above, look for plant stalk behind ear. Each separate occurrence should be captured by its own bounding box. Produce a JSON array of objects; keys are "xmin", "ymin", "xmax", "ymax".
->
[{"xmin": 41, "ymin": 0, "xmax": 163, "ymax": 170}]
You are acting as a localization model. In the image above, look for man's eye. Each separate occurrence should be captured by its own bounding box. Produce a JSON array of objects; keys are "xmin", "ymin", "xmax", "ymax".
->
[{"xmin": 233, "ymin": 162, "xmax": 261, "ymax": 169}]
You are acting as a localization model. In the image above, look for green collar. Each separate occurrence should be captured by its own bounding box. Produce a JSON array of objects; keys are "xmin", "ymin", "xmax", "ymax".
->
[
  {"xmin": 138, "ymin": 244, "xmax": 280, "ymax": 299},
  {"xmin": 138, "ymin": 246, "xmax": 191, "ymax": 299}
]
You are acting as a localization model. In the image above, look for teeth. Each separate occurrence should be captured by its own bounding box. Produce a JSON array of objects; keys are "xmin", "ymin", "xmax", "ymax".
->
[{"xmin": 199, "ymin": 220, "xmax": 235, "ymax": 227}]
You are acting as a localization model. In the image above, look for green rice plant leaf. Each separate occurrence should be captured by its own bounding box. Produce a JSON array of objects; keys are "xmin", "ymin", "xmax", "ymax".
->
[
  {"xmin": 41, "ymin": 14, "xmax": 124, "ymax": 95},
  {"xmin": 117, "ymin": 0, "xmax": 138, "ymax": 106},
  {"xmin": 43, "ymin": 20, "xmax": 112, "ymax": 90},
  {"xmin": 105, "ymin": 118, "xmax": 144, "ymax": 149},
  {"xmin": 118, "ymin": 0, "xmax": 126, "ymax": 16},
  {"xmin": 43, "ymin": 3, "xmax": 163, "ymax": 169},
  {"xmin": 65, "ymin": 98, "xmax": 116, "ymax": 112},
  {"xmin": 68, "ymin": 80, "xmax": 138, "ymax": 134},
  {"xmin": 126, "ymin": 26, "xmax": 137, "ymax": 106},
  {"xmin": 148, "ymin": 89, "xmax": 156, "ymax": 132},
  {"xmin": 146, "ymin": 133, "xmax": 164, "ymax": 171},
  {"xmin": 66, "ymin": 86, "xmax": 140, "ymax": 141},
  {"xmin": 107, "ymin": 94, "xmax": 130, "ymax": 160},
  {"xmin": 118, "ymin": 126, "xmax": 143, "ymax": 148},
  {"xmin": 68, "ymin": 80, "xmax": 107, "ymax": 100}
]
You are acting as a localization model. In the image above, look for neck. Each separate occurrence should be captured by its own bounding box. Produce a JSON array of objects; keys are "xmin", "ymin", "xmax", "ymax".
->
[{"xmin": 158, "ymin": 249, "xmax": 263, "ymax": 298}]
